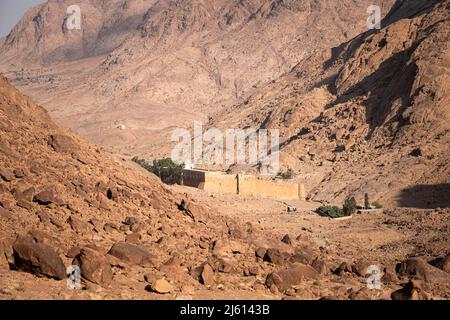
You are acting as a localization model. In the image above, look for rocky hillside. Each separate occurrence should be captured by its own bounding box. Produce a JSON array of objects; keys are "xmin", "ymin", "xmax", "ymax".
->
[
  {"xmin": 0, "ymin": 0, "xmax": 395, "ymax": 156},
  {"xmin": 2, "ymin": 75, "xmax": 449, "ymax": 300},
  {"xmin": 0, "ymin": 73, "xmax": 280, "ymax": 299},
  {"xmin": 209, "ymin": 0, "xmax": 450, "ymax": 207}
]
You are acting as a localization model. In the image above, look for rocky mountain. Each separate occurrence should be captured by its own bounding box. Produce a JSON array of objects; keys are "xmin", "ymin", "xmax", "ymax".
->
[
  {"xmin": 209, "ymin": 0, "xmax": 450, "ymax": 206},
  {"xmin": 0, "ymin": 0, "xmax": 394, "ymax": 157},
  {"xmin": 1, "ymin": 75, "xmax": 449, "ymax": 300},
  {"xmin": 0, "ymin": 0, "xmax": 157, "ymax": 66},
  {"xmin": 0, "ymin": 73, "xmax": 284, "ymax": 298}
]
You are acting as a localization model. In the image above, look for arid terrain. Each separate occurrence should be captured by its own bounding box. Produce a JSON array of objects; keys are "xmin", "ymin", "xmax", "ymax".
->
[{"xmin": 0, "ymin": 0, "xmax": 449, "ymax": 301}]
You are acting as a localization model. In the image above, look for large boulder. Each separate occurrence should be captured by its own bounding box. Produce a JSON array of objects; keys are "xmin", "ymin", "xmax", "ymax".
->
[
  {"xmin": 429, "ymin": 255, "xmax": 450, "ymax": 273},
  {"xmin": 12, "ymin": 235, "xmax": 66, "ymax": 280},
  {"xmin": 391, "ymin": 280, "xmax": 431, "ymax": 300},
  {"xmin": 34, "ymin": 188, "xmax": 64, "ymax": 206},
  {"xmin": 396, "ymin": 257, "xmax": 449, "ymax": 283},
  {"xmin": 264, "ymin": 248, "xmax": 286, "ymax": 265},
  {"xmin": 0, "ymin": 168, "xmax": 14, "ymax": 182},
  {"xmin": 201, "ymin": 263, "xmax": 215, "ymax": 287},
  {"xmin": 179, "ymin": 199, "xmax": 208, "ymax": 222},
  {"xmin": 73, "ymin": 248, "xmax": 113, "ymax": 287},
  {"xmin": 266, "ymin": 264, "xmax": 319, "ymax": 292},
  {"xmin": 108, "ymin": 241, "xmax": 155, "ymax": 267},
  {"xmin": 48, "ymin": 134, "xmax": 78, "ymax": 153}
]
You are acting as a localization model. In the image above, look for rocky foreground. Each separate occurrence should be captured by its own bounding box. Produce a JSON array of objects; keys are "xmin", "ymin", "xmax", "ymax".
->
[{"xmin": 0, "ymin": 75, "xmax": 449, "ymax": 300}]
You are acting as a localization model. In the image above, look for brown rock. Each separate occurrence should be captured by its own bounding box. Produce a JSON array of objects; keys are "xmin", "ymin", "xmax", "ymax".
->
[
  {"xmin": 66, "ymin": 246, "xmax": 82, "ymax": 259},
  {"xmin": 248, "ymin": 265, "xmax": 260, "ymax": 276},
  {"xmin": 12, "ymin": 235, "xmax": 66, "ymax": 280},
  {"xmin": 255, "ymin": 247, "xmax": 267, "ymax": 259},
  {"xmin": 264, "ymin": 248, "xmax": 285, "ymax": 265},
  {"xmin": 396, "ymin": 257, "xmax": 448, "ymax": 283},
  {"xmin": 179, "ymin": 199, "xmax": 208, "ymax": 222},
  {"xmin": 125, "ymin": 233, "xmax": 141, "ymax": 245},
  {"xmin": 0, "ymin": 206, "xmax": 12, "ymax": 219},
  {"xmin": 201, "ymin": 263, "xmax": 215, "ymax": 287},
  {"xmin": 104, "ymin": 223, "xmax": 118, "ymax": 233},
  {"xmin": 289, "ymin": 246, "xmax": 316, "ymax": 265},
  {"xmin": 429, "ymin": 255, "xmax": 450, "ymax": 273},
  {"xmin": 217, "ymin": 259, "xmax": 234, "ymax": 273},
  {"xmin": 73, "ymin": 248, "xmax": 113, "ymax": 288},
  {"xmin": 382, "ymin": 265, "xmax": 399, "ymax": 284},
  {"xmin": 334, "ymin": 261, "xmax": 353, "ymax": 275},
  {"xmin": 108, "ymin": 241, "xmax": 155, "ymax": 266},
  {"xmin": 124, "ymin": 216, "xmax": 140, "ymax": 226},
  {"xmin": 0, "ymin": 199, "xmax": 12, "ymax": 209},
  {"xmin": 13, "ymin": 169, "xmax": 25, "ymax": 178},
  {"xmin": 352, "ymin": 259, "xmax": 379, "ymax": 277},
  {"xmin": 68, "ymin": 216, "xmax": 91, "ymax": 234},
  {"xmin": 0, "ymin": 168, "xmax": 14, "ymax": 182},
  {"xmin": 48, "ymin": 134, "xmax": 78, "ymax": 153},
  {"xmin": 281, "ymin": 234, "xmax": 292, "ymax": 245},
  {"xmin": 349, "ymin": 287, "xmax": 383, "ymax": 300},
  {"xmin": 146, "ymin": 278, "xmax": 174, "ymax": 294},
  {"xmin": 391, "ymin": 280, "xmax": 431, "ymax": 300},
  {"xmin": 34, "ymin": 189, "xmax": 64, "ymax": 206},
  {"xmin": 266, "ymin": 264, "xmax": 319, "ymax": 292},
  {"xmin": 312, "ymin": 258, "xmax": 329, "ymax": 275}
]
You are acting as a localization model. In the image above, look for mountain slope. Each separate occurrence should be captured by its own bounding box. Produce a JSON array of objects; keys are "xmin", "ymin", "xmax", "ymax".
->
[
  {"xmin": 209, "ymin": 0, "xmax": 450, "ymax": 207},
  {"xmin": 0, "ymin": 0, "xmax": 395, "ymax": 157},
  {"xmin": 0, "ymin": 73, "xmax": 290, "ymax": 298},
  {"xmin": 0, "ymin": 0, "xmax": 157, "ymax": 66}
]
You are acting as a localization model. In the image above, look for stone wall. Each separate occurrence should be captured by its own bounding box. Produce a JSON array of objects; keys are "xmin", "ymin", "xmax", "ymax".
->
[
  {"xmin": 203, "ymin": 172, "xmax": 238, "ymax": 194},
  {"xmin": 183, "ymin": 169, "xmax": 305, "ymax": 201},
  {"xmin": 238, "ymin": 174, "xmax": 303, "ymax": 201}
]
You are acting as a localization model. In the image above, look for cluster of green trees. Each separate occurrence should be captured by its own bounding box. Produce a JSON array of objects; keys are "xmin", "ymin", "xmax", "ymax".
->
[
  {"xmin": 132, "ymin": 157, "xmax": 183, "ymax": 185},
  {"xmin": 317, "ymin": 193, "xmax": 382, "ymax": 218}
]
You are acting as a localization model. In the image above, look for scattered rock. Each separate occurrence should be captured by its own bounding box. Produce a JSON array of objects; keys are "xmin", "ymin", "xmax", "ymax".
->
[
  {"xmin": 429, "ymin": 255, "xmax": 450, "ymax": 273},
  {"xmin": 334, "ymin": 261, "xmax": 353, "ymax": 275},
  {"xmin": 255, "ymin": 247, "xmax": 267, "ymax": 259},
  {"xmin": 391, "ymin": 280, "xmax": 431, "ymax": 300},
  {"xmin": 382, "ymin": 265, "xmax": 399, "ymax": 284},
  {"xmin": 0, "ymin": 168, "xmax": 14, "ymax": 182},
  {"xmin": 264, "ymin": 248, "xmax": 285, "ymax": 265},
  {"xmin": 281, "ymin": 234, "xmax": 292, "ymax": 245},
  {"xmin": 12, "ymin": 235, "xmax": 66, "ymax": 280},
  {"xmin": 248, "ymin": 265, "xmax": 260, "ymax": 276},
  {"xmin": 34, "ymin": 189, "xmax": 64, "ymax": 206},
  {"xmin": 396, "ymin": 257, "xmax": 448, "ymax": 283},
  {"xmin": 48, "ymin": 134, "xmax": 78, "ymax": 153},
  {"xmin": 179, "ymin": 199, "xmax": 208, "ymax": 222},
  {"xmin": 266, "ymin": 264, "xmax": 319, "ymax": 292},
  {"xmin": 289, "ymin": 246, "xmax": 316, "ymax": 265},
  {"xmin": 352, "ymin": 259, "xmax": 379, "ymax": 277},
  {"xmin": 217, "ymin": 259, "xmax": 234, "ymax": 273},
  {"xmin": 123, "ymin": 217, "xmax": 140, "ymax": 226},
  {"xmin": 0, "ymin": 207, "xmax": 12, "ymax": 219},
  {"xmin": 146, "ymin": 278, "xmax": 174, "ymax": 294},
  {"xmin": 201, "ymin": 263, "xmax": 215, "ymax": 287},
  {"xmin": 108, "ymin": 241, "xmax": 155, "ymax": 267},
  {"xmin": 125, "ymin": 233, "xmax": 141, "ymax": 245},
  {"xmin": 68, "ymin": 216, "xmax": 91, "ymax": 234},
  {"xmin": 311, "ymin": 258, "xmax": 329, "ymax": 275},
  {"xmin": 13, "ymin": 169, "xmax": 25, "ymax": 178}
]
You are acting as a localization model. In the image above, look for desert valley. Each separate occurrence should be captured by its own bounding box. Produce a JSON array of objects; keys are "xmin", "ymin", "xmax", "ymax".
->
[{"xmin": 0, "ymin": 0, "xmax": 449, "ymax": 301}]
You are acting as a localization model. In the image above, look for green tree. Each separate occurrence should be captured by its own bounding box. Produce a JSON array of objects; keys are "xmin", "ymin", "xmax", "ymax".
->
[
  {"xmin": 364, "ymin": 193, "xmax": 370, "ymax": 209},
  {"xmin": 132, "ymin": 157, "xmax": 183, "ymax": 185},
  {"xmin": 343, "ymin": 197, "xmax": 357, "ymax": 216}
]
